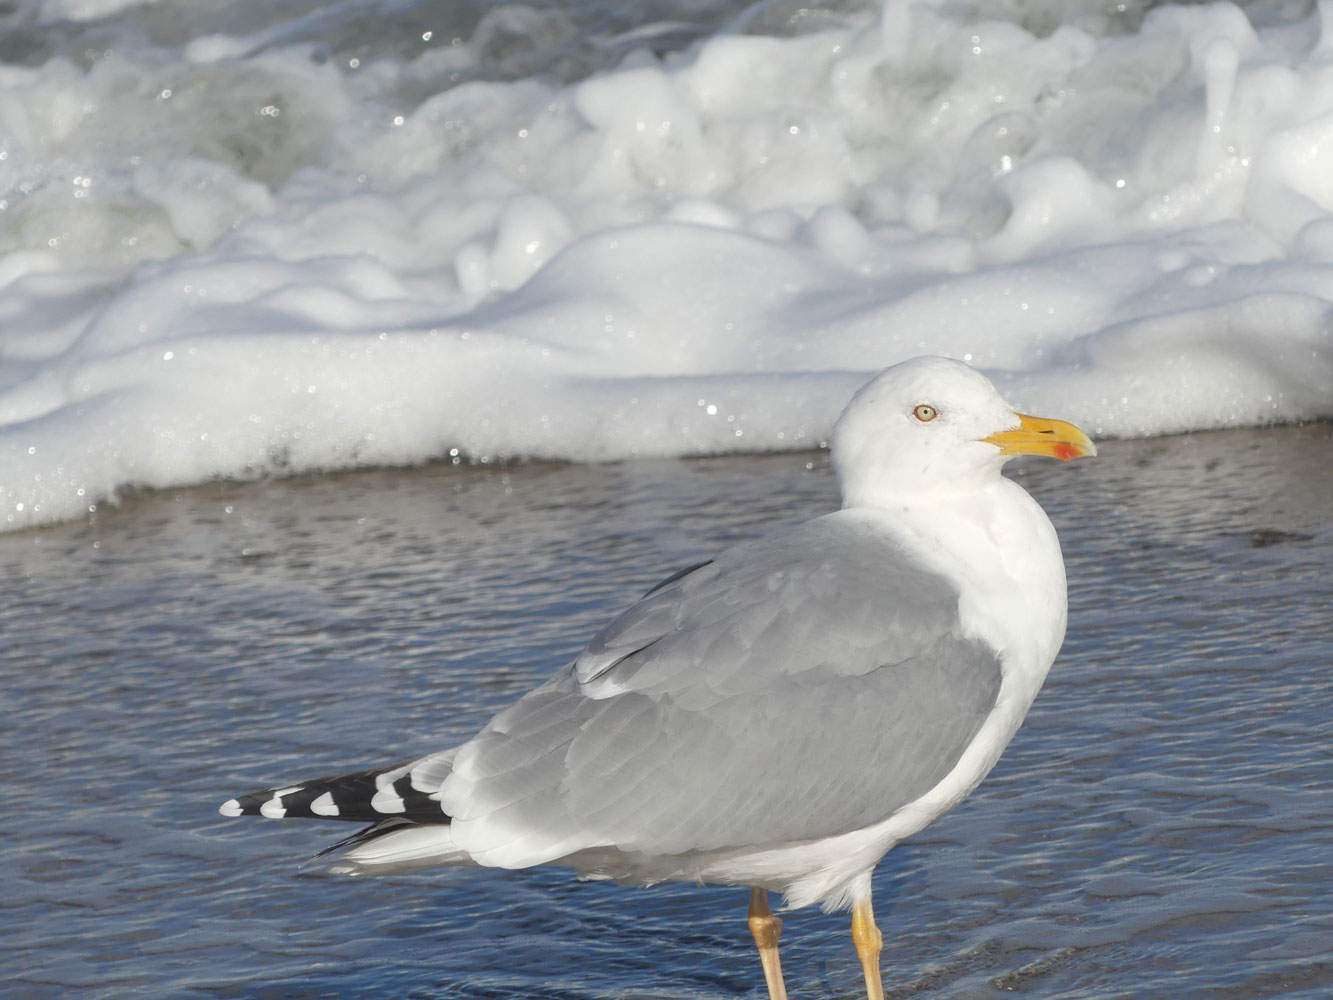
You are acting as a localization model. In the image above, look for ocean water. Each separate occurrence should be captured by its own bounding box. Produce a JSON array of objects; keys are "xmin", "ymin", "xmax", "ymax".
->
[
  {"xmin": 3, "ymin": 422, "xmax": 1330, "ymax": 999},
  {"xmin": 2, "ymin": 0, "xmax": 1333, "ymax": 533},
  {"xmin": 3, "ymin": 1, "xmax": 1332, "ymax": 997}
]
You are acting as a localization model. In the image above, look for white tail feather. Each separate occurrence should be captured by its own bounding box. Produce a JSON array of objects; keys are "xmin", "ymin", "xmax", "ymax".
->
[{"xmin": 330, "ymin": 825, "xmax": 471, "ymax": 876}]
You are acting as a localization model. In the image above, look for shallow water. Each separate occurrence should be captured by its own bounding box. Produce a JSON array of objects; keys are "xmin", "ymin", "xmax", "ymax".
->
[{"xmin": 2, "ymin": 425, "xmax": 1330, "ymax": 999}]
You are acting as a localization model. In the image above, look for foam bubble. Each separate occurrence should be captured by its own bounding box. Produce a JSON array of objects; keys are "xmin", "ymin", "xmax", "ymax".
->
[{"xmin": 1, "ymin": 0, "xmax": 1332, "ymax": 532}]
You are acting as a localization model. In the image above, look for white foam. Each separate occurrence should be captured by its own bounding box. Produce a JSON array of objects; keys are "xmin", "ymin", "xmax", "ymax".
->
[{"xmin": 2, "ymin": 1, "xmax": 1331, "ymax": 532}]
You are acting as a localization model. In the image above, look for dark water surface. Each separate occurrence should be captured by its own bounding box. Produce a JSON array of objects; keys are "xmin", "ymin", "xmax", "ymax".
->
[{"xmin": 3, "ymin": 425, "xmax": 1330, "ymax": 999}]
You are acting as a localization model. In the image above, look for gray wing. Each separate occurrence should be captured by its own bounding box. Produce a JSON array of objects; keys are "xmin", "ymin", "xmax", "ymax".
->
[{"xmin": 441, "ymin": 511, "xmax": 1002, "ymax": 866}]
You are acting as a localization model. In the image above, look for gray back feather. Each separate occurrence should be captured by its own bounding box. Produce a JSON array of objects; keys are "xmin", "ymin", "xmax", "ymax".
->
[{"xmin": 442, "ymin": 511, "xmax": 1003, "ymax": 862}]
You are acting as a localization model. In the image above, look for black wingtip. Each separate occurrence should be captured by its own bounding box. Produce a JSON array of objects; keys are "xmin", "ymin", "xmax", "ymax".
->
[{"xmin": 217, "ymin": 757, "xmax": 451, "ymax": 824}]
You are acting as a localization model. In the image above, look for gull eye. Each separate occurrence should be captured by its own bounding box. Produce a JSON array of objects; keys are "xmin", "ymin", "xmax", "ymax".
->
[{"xmin": 913, "ymin": 404, "xmax": 938, "ymax": 423}]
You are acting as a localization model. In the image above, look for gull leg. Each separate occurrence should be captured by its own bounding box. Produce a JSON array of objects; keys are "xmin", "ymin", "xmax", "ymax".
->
[
  {"xmin": 747, "ymin": 887, "xmax": 789, "ymax": 1000},
  {"xmin": 851, "ymin": 896, "xmax": 884, "ymax": 1000}
]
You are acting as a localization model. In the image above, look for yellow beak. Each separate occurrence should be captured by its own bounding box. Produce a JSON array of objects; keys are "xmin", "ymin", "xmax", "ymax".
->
[{"xmin": 983, "ymin": 413, "xmax": 1097, "ymax": 461}]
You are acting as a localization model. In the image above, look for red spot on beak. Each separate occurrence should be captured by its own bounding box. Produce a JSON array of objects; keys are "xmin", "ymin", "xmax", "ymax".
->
[{"xmin": 1052, "ymin": 442, "xmax": 1080, "ymax": 462}]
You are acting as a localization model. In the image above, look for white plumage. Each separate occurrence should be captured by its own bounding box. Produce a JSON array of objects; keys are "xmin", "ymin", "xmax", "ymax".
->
[{"xmin": 220, "ymin": 355, "xmax": 1095, "ymax": 1000}]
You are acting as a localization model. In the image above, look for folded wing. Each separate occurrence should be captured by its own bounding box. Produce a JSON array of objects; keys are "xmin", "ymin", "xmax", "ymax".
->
[{"xmin": 443, "ymin": 511, "xmax": 1004, "ymax": 868}]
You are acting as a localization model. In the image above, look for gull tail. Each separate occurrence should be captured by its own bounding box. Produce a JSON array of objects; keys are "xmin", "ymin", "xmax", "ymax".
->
[{"xmin": 325, "ymin": 820, "xmax": 471, "ymax": 875}]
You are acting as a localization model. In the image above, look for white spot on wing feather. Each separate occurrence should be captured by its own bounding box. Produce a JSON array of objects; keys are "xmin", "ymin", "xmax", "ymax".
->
[{"xmin": 371, "ymin": 787, "xmax": 406, "ymax": 813}]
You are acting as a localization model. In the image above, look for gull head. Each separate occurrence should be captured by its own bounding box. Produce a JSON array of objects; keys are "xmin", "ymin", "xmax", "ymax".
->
[{"xmin": 831, "ymin": 356, "xmax": 1096, "ymax": 508}]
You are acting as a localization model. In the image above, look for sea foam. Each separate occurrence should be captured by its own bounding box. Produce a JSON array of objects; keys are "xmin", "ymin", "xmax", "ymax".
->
[{"xmin": 1, "ymin": 0, "xmax": 1330, "ymax": 531}]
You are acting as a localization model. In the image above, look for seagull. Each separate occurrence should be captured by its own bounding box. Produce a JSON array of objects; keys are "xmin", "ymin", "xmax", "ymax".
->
[{"xmin": 219, "ymin": 355, "xmax": 1095, "ymax": 1000}]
